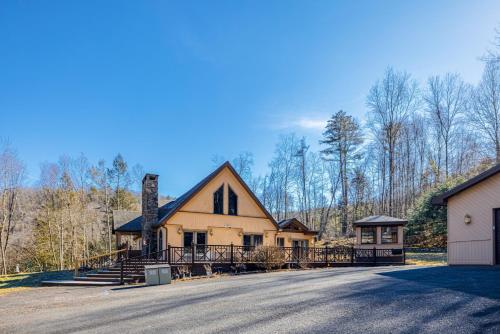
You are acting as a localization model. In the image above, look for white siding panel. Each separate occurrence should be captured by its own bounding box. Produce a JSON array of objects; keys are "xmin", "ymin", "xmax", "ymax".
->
[{"xmin": 448, "ymin": 240, "xmax": 492, "ymax": 265}]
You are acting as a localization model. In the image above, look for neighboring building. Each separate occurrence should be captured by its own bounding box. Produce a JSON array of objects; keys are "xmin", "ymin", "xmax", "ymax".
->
[
  {"xmin": 353, "ymin": 215, "xmax": 406, "ymax": 250},
  {"xmin": 113, "ymin": 161, "xmax": 316, "ymax": 252},
  {"xmin": 433, "ymin": 164, "xmax": 500, "ymax": 265}
]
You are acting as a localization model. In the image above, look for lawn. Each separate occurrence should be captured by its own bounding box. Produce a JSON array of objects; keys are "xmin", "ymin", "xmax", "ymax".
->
[
  {"xmin": 0, "ymin": 271, "xmax": 73, "ymax": 296},
  {"xmin": 405, "ymin": 252, "xmax": 447, "ymax": 266}
]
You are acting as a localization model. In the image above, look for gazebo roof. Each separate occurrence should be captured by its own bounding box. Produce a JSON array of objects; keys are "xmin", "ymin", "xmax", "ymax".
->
[{"xmin": 353, "ymin": 215, "xmax": 407, "ymax": 227}]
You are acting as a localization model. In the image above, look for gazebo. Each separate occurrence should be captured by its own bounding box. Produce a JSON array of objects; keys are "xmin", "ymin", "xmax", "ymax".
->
[{"xmin": 353, "ymin": 215, "xmax": 407, "ymax": 263}]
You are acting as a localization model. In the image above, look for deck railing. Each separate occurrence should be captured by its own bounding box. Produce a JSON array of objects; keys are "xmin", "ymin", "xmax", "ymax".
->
[{"xmin": 118, "ymin": 244, "xmax": 406, "ymax": 283}]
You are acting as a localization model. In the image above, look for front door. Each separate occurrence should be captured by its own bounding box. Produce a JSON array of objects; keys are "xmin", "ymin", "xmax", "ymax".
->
[{"xmin": 495, "ymin": 209, "xmax": 500, "ymax": 265}]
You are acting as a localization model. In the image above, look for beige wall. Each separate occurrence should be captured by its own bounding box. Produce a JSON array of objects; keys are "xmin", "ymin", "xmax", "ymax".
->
[
  {"xmin": 161, "ymin": 166, "xmax": 315, "ymax": 247},
  {"xmin": 165, "ymin": 213, "xmax": 320, "ymax": 248},
  {"xmin": 447, "ymin": 173, "xmax": 500, "ymax": 265},
  {"xmin": 276, "ymin": 231, "xmax": 316, "ymax": 247},
  {"xmin": 181, "ymin": 167, "xmax": 267, "ymax": 218},
  {"xmin": 355, "ymin": 226, "xmax": 404, "ymax": 249}
]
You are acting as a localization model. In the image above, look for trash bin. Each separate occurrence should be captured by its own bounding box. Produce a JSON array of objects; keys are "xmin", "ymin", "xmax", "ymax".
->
[
  {"xmin": 157, "ymin": 264, "xmax": 172, "ymax": 285},
  {"xmin": 144, "ymin": 265, "xmax": 160, "ymax": 286}
]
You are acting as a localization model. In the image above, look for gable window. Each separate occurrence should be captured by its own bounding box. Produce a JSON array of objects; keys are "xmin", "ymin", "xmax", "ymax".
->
[
  {"xmin": 361, "ymin": 227, "xmax": 377, "ymax": 244},
  {"xmin": 381, "ymin": 226, "xmax": 398, "ymax": 244},
  {"xmin": 228, "ymin": 186, "xmax": 238, "ymax": 216},
  {"xmin": 213, "ymin": 185, "xmax": 224, "ymax": 214}
]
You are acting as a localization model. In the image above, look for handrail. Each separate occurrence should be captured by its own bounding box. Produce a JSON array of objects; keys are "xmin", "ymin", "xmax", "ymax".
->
[{"xmin": 74, "ymin": 249, "xmax": 128, "ymax": 276}]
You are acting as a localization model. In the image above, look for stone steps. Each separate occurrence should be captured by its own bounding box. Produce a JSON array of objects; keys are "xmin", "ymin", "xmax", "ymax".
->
[{"xmin": 41, "ymin": 280, "xmax": 119, "ymax": 287}]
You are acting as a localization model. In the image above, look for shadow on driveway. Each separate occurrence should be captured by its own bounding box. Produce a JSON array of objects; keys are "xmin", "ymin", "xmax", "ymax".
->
[{"xmin": 379, "ymin": 266, "xmax": 500, "ymax": 300}]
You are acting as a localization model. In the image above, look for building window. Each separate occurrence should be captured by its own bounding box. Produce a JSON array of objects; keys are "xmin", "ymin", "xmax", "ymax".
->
[
  {"xmin": 228, "ymin": 186, "xmax": 238, "ymax": 216},
  {"xmin": 213, "ymin": 185, "xmax": 224, "ymax": 214},
  {"xmin": 361, "ymin": 227, "xmax": 377, "ymax": 244},
  {"xmin": 243, "ymin": 234, "xmax": 263, "ymax": 249},
  {"xmin": 183, "ymin": 231, "xmax": 207, "ymax": 247},
  {"xmin": 292, "ymin": 240, "xmax": 309, "ymax": 248},
  {"xmin": 381, "ymin": 226, "xmax": 398, "ymax": 244},
  {"xmin": 158, "ymin": 229, "xmax": 163, "ymax": 252},
  {"xmin": 276, "ymin": 237, "xmax": 285, "ymax": 248}
]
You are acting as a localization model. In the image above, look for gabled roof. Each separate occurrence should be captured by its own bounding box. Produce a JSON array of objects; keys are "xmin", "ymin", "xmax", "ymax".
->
[
  {"xmin": 278, "ymin": 218, "xmax": 317, "ymax": 235},
  {"xmin": 353, "ymin": 215, "xmax": 407, "ymax": 226},
  {"xmin": 432, "ymin": 164, "xmax": 500, "ymax": 205},
  {"xmin": 157, "ymin": 161, "xmax": 278, "ymax": 228},
  {"xmin": 114, "ymin": 161, "xmax": 279, "ymax": 233}
]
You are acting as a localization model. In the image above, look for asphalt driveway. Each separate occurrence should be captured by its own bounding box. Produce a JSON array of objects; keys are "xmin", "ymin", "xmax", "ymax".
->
[{"xmin": 1, "ymin": 265, "xmax": 499, "ymax": 334}]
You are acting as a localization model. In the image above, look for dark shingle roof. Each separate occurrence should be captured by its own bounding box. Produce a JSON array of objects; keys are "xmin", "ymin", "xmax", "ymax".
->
[
  {"xmin": 114, "ymin": 161, "xmax": 279, "ymax": 233},
  {"xmin": 432, "ymin": 164, "xmax": 500, "ymax": 205},
  {"xmin": 277, "ymin": 218, "xmax": 317, "ymax": 235},
  {"xmin": 353, "ymin": 215, "xmax": 407, "ymax": 226},
  {"xmin": 113, "ymin": 210, "xmax": 141, "ymax": 232}
]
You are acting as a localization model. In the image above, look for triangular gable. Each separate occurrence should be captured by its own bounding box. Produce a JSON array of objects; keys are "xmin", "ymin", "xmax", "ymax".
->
[{"xmin": 157, "ymin": 162, "xmax": 279, "ymax": 228}]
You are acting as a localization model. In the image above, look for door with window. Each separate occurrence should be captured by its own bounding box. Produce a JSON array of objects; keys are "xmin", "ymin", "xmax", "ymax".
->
[
  {"xmin": 184, "ymin": 231, "xmax": 207, "ymax": 260},
  {"xmin": 495, "ymin": 209, "xmax": 500, "ymax": 265},
  {"xmin": 292, "ymin": 240, "xmax": 309, "ymax": 260}
]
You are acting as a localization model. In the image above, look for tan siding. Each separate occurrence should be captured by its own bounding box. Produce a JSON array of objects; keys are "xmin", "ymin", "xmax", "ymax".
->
[
  {"xmin": 165, "ymin": 211, "xmax": 277, "ymax": 247},
  {"xmin": 276, "ymin": 232, "xmax": 316, "ymax": 247},
  {"xmin": 447, "ymin": 173, "xmax": 500, "ymax": 265},
  {"xmin": 181, "ymin": 167, "xmax": 267, "ymax": 218}
]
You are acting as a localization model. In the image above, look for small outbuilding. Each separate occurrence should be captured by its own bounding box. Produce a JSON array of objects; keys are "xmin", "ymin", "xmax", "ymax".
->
[
  {"xmin": 353, "ymin": 215, "xmax": 406, "ymax": 250},
  {"xmin": 433, "ymin": 164, "xmax": 500, "ymax": 265}
]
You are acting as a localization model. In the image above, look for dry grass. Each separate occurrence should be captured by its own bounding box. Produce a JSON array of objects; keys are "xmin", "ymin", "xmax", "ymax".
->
[
  {"xmin": 0, "ymin": 271, "xmax": 73, "ymax": 296},
  {"xmin": 405, "ymin": 252, "xmax": 447, "ymax": 266}
]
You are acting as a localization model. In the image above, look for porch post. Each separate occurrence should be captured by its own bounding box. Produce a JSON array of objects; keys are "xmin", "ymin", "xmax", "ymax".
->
[
  {"xmin": 230, "ymin": 243, "xmax": 234, "ymax": 266},
  {"xmin": 325, "ymin": 245, "xmax": 329, "ymax": 267},
  {"xmin": 167, "ymin": 244, "xmax": 171, "ymax": 265},
  {"xmin": 191, "ymin": 243, "xmax": 195, "ymax": 266},
  {"xmin": 373, "ymin": 247, "xmax": 377, "ymax": 265}
]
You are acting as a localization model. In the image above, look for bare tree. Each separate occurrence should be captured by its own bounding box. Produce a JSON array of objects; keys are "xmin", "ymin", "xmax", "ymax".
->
[
  {"xmin": 425, "ymin": 73, "xmax": 467, "ymax": 178},
  {"xmin": 0, "ymin": 144, "xmax": 25, "ymax": 274},
  {"xmin": 469, "ymin": 60, "xmax": 500, "ymax": 163},
  {"xmin": 367, "ymin": 67, "xmax": 419, "ymax": 216}
]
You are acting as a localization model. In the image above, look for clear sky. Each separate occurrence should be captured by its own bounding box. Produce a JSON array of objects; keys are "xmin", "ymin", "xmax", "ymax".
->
[{"xmin": 1, "ymin": 0, "xmax": 499, "ymax": 196}]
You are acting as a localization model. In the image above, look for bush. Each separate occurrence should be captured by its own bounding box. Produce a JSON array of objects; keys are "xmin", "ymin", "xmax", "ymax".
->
[{"xmin": 252, "ymin": 246, "xmax": 286, "ymax": 271}]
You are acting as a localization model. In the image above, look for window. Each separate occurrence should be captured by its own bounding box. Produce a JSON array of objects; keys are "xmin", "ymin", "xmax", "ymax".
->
[
  {"xmin": 213, "ymin": 185, "xmax": 224, "ymax": 214},
  {"xmin": 228, "ymin": 186, "xmax": 238, "ymax": 216},
  {"xmin": 184, "ymin": 231, "xmax": 207, "ymax": 247},
  {"xmin": 361, "ymin": 227, "xmax": 377, "ymax": 244},
  {"xmin": 243, "ymin": 234, "xmax": 263, "ymax": 248},
  {"xmin": 381, "ymin": 226, "xmax": 398, "ymax": 244},
  {"xmin": 292, "ymin": 240, "xmax": 309, "ymax": 248},
  {"xmin": 276, "ymin": 237, "xmax": 285, "ymax": 248}
]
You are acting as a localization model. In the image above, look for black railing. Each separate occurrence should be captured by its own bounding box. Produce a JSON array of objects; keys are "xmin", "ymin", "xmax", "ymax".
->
[{"xmin": 118, "ymin": 244, "xmax": 406, "ymax": 284}]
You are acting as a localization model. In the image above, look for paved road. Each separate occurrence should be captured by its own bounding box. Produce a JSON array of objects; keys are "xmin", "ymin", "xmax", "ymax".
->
[{"xmin": 1, "ymin": 266, "xmax": 500, "ymax": 334}]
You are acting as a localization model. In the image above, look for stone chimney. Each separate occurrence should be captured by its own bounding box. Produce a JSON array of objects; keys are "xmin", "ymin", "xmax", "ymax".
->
[{"xmin": 142, "ymin": 173, "xmax": 158, "ymax": 255}]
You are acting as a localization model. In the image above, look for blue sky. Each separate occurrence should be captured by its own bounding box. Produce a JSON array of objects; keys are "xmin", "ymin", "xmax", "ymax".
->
[{"xmin": 1, "ymin": 1, "xmax": 499, "ymax": 196}]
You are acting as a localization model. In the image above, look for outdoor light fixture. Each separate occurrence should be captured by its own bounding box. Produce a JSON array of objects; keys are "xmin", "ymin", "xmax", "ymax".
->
[
  {"xmin": 209, "ymin": 228, "xmax": 213, "ymax": 236},
  {"xmin": 177, "ymin": 226, "xmax": 182, "ymax": 234},
  {"xmin": 464, "ymin": 214, "xmax": 472, "ymax": 225},
  {"xmin": 238, "ymin": 231, "xmax": 243, "ymax": 237}
]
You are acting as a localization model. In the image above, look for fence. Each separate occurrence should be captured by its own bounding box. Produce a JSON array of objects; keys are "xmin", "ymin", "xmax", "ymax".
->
[{"xmin": 126, "ymin": 244, "xmax": 405, "ymax": 266}]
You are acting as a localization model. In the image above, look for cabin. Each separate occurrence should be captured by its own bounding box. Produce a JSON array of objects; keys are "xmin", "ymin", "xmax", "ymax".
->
[
  {"xmin": 113, "ymin": 161, "xmax": 317, "ymax": 253},
  {"xmin": 433, "ymin": 164, "xmax": 500, "ymax": 265}
]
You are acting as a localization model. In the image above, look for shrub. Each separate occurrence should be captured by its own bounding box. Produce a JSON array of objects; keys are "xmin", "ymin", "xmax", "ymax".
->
[{"xmin": 252, "ymin": 246, "xmax": 286, "ymax": 271}]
